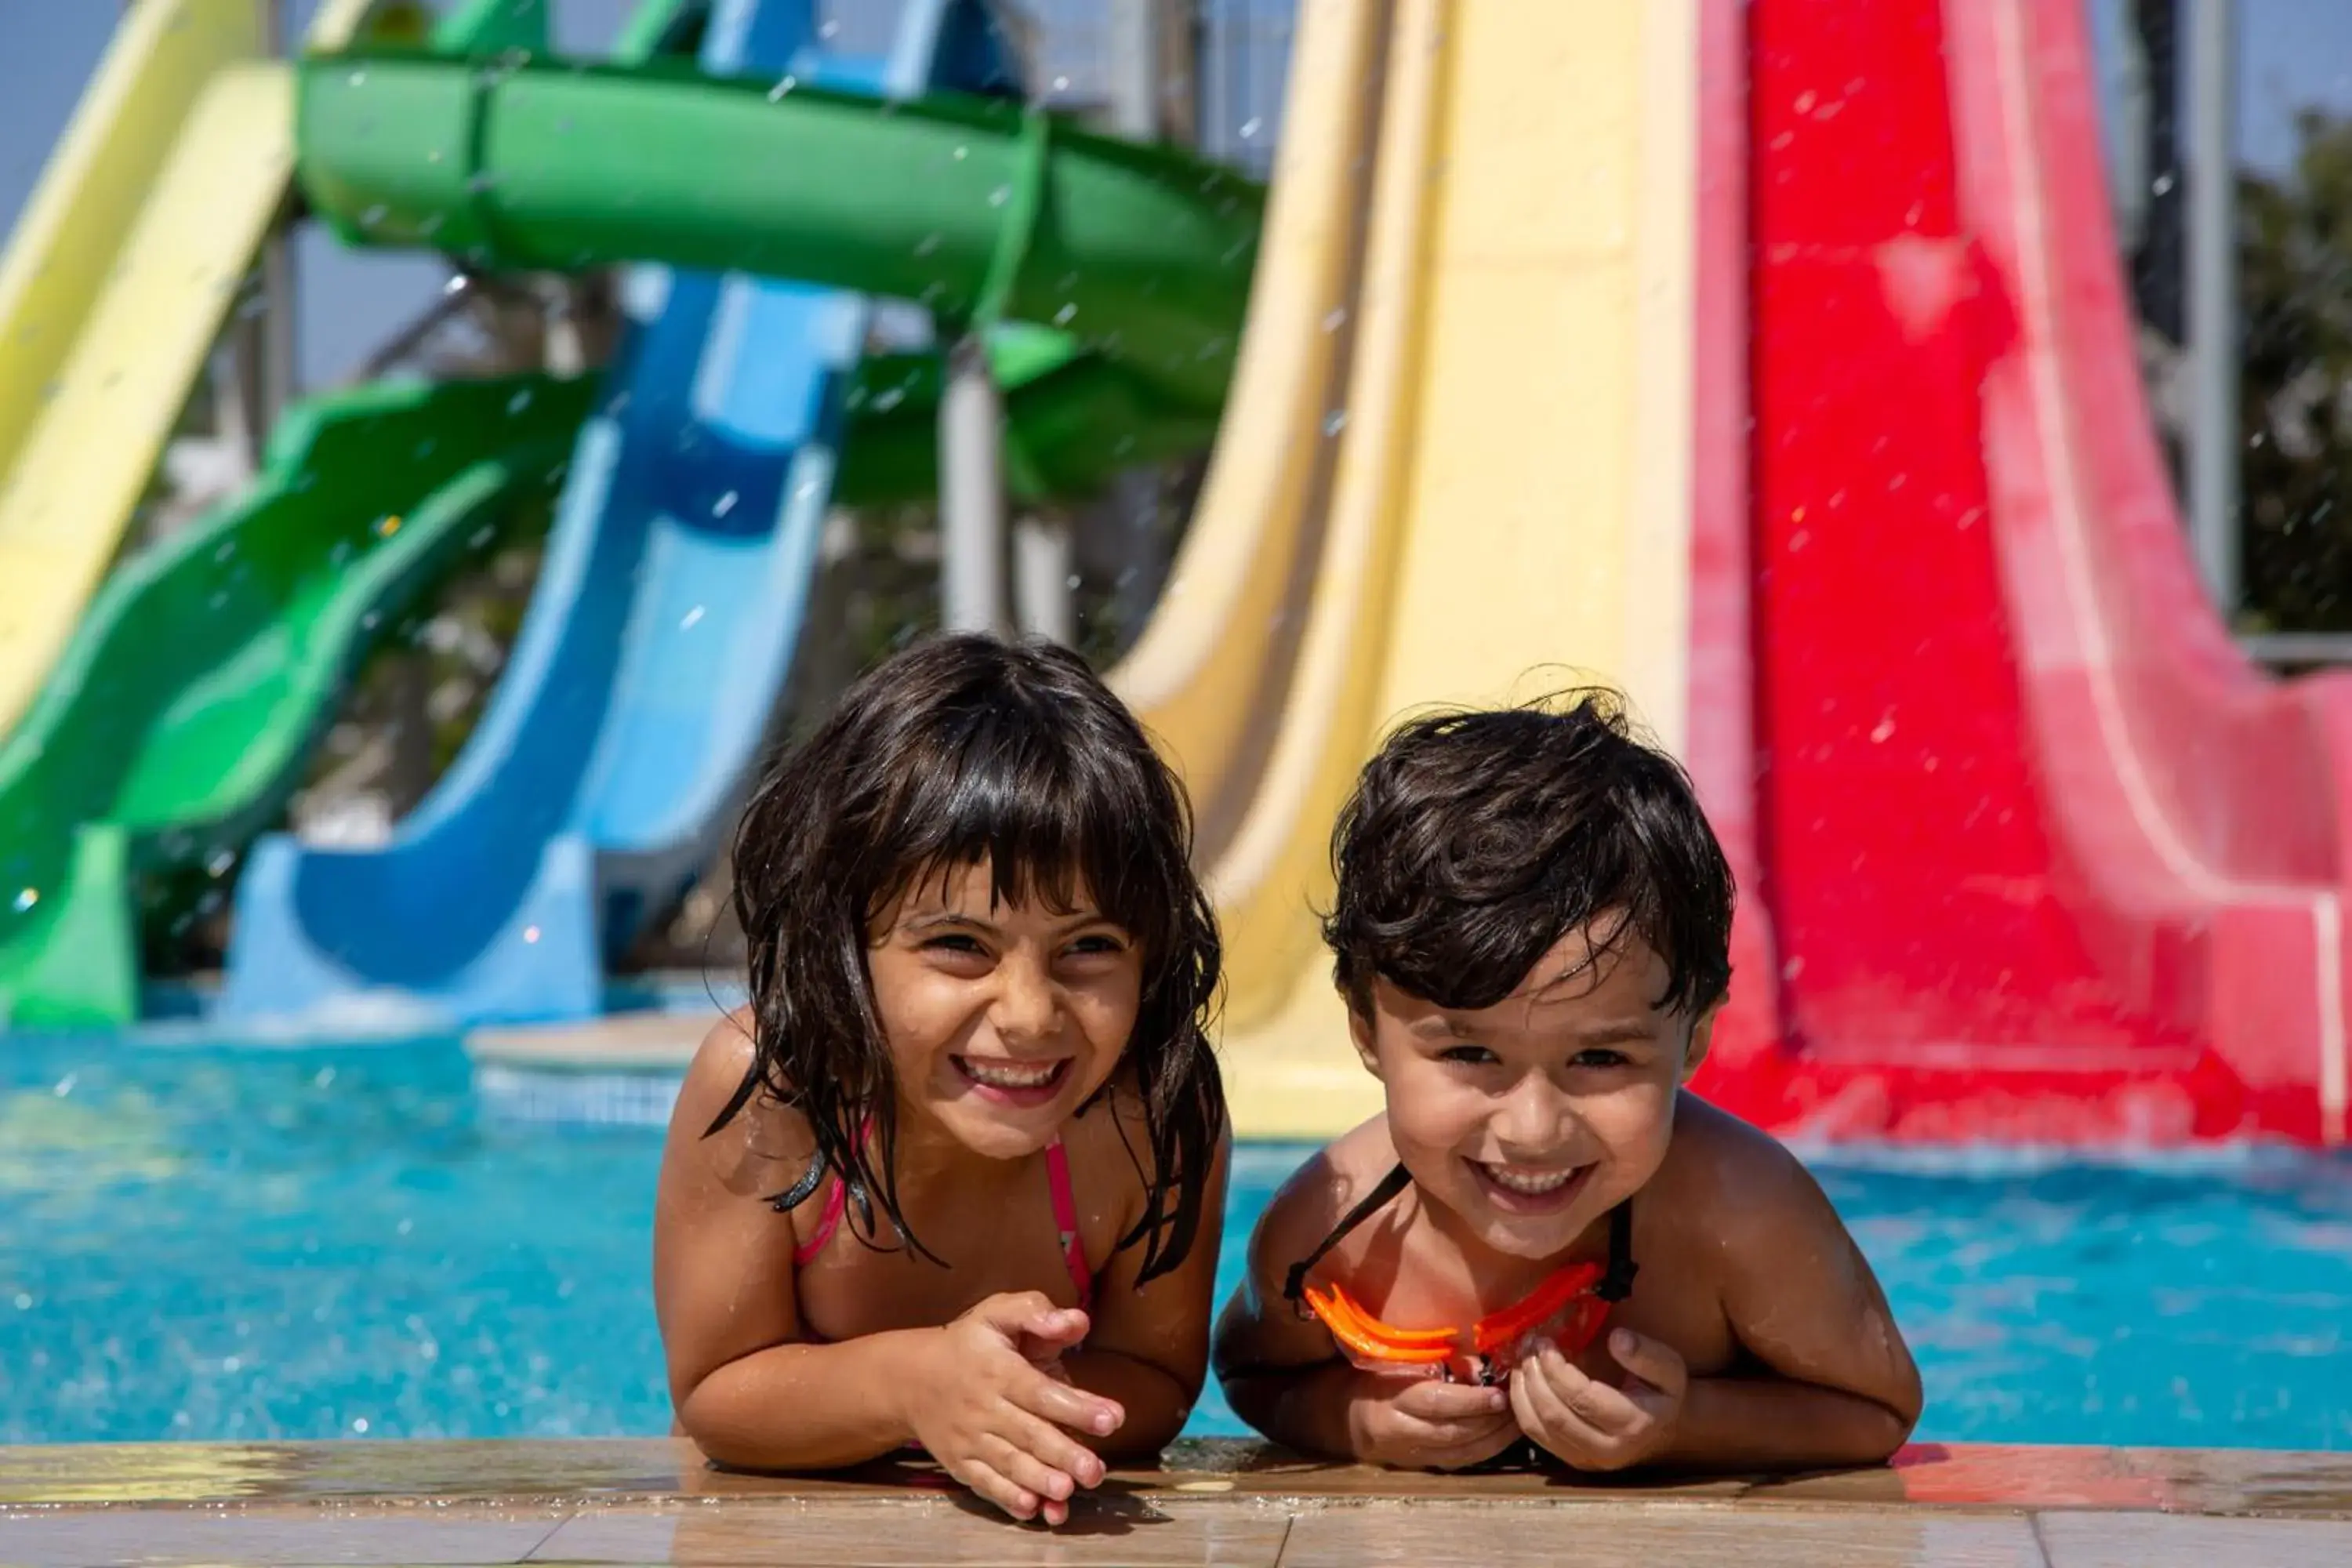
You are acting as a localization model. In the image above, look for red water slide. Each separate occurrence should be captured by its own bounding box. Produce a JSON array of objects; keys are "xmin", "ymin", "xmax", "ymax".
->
[{"xmin": 1686, "ymin": 0, "xmax": 2352, "ymax": 1145}]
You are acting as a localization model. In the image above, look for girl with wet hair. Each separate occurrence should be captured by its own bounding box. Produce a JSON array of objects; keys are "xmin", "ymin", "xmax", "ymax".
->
[{"xmin": 655, "ymin": 633, "xmax": 1228, "ymax": 1526}]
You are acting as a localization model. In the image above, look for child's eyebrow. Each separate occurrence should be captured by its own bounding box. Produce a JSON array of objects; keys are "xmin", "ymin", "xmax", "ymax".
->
[
  {"xmin": 902, "ymin": 910, "xmax": 995, "ymax": 933},
  {"xmin": 901, "ymin": 909, "xmax": 1126, "ymax": 935},
  {"xmin": 1566, "ymin": 1021, "xmax": 1660, "ymax": 1046}
]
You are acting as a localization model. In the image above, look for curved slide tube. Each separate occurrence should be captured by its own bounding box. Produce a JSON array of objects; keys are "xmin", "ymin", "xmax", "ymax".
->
[
  {"xmin": 1102, "ymin": 0, "xmax": 1388, "ymax": 844},
  {"xmin": 1694, "ymin": 0, "xmax": 2350, "ymax": 1145},
  {"xmin": 0, "ymin": 373, "xmax": 591, "ymax": 1026},
  {"xmin": 288, "ymin": 47, "xmax": 1258, "ymax": 419},
  {"xmin": 1174, "ymin": 0, "xmax": 1701, "ymax": 1136},
  {"xmin": 0, "ymin": 0, "xmax": 382, "ymax": 739},
  {"xmin": 221, "ymin": 0, "xmax": 1069, "ymax": 1028}
]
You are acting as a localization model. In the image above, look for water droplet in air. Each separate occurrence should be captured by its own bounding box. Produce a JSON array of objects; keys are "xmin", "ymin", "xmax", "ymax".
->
[
  {"xmin": 680, "ymin": 605, "xmax": 706, "ymax": 630},
  {"xmin": 1240, "ymin": 117, "xmax": 1263, "ymax": 139},
  {"xmin": 1053, "ymin": 303, "xmax": 1077, "ymax": 325},
  {"xmin": 713, "ymin": 490, "xmax": 738, "ymax": 517},
  {"xmin": 768, "ymin": 74, "xmax": 797, "ymax": 100},
  {"xmin": 1323, "ymin": 409, "xmax": 1348, "ymax": 436},
  {"xmin": 11, "ymin": 887, "xmax": 34, "ymax": 912},
  {"xmin": 523, "ymin": 925, "xmax": 541, "ymax": 944},
  {"xmin": 989, "ymin": 185, "xmax": 1011, "ymax": 207}
]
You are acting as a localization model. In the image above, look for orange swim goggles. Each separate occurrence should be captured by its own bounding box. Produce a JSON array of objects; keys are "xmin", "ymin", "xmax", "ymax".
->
[{"xmin": 1282, "ymin": 1165, "xmax": 1637, "ymax": 1386}]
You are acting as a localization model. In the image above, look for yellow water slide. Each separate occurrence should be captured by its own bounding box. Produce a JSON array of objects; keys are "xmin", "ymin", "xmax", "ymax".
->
[
  {"xmin": 1105, "ymin": 0, "xmax": 1383, "ymax": 853},
  {"xmin": 0, "ymin": 0, "xmax": 379, "ymax": 738},
  {"xmin": 1176, "ymin": 0, "xmax": 1704, "ymax": 1138}
]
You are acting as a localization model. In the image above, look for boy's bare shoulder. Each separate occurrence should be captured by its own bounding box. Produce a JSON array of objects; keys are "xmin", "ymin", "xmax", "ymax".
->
[
  {"xmin": 1651, "ymin": 1092, "xmax": 1842, "ymax": 1251},
  {"xmin": 1249, "ymin": 1114, "xmax": 1399, "ymax": 1269}
]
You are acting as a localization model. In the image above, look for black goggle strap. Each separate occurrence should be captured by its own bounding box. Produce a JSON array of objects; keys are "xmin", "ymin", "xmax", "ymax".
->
[
  {"xmin": 1282, "ymin": 1162, "xmax": 1414, "ymax": 1305},
  {"xmin": 1595, "ymin": 1200, "xmax": 1639, "ymax": 1302}
]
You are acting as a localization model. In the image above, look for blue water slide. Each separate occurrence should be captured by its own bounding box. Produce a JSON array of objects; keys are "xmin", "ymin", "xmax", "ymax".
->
[{"xmin": 222, "ymin": 0, "xmax": 1021, "ymax": 1027}]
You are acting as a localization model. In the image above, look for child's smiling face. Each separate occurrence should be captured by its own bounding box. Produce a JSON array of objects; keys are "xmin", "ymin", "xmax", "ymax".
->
[
  {"xmin": 866, "ymin": 857, "xmax": 1142, "ymax": 1160},
  {"xmin": 1351, "ymin": 920, "xmax": 1715, "ymax": 1259}
]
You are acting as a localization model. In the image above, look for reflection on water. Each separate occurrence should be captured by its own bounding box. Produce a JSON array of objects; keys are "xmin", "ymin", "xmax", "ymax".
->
[{"xmin": 2, "ymin": 1038, "xmax": 2347, "ymax": 1450}]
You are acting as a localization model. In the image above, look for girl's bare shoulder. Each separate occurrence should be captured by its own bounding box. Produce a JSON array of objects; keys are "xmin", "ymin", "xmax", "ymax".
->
[{"xmin": 664, "ymin": 1007, "xmax": 818, "ymax": 1203}]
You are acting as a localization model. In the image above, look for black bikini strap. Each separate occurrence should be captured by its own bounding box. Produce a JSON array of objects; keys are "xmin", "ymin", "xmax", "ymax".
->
[
  {"xmin": 1282, "ymin": 1163, "xmax": 1414, "ymax": 1303},
  {"xmin": 1281, "ymin": 1165, "xmax": 1639, "ymax": 1305},
  {"xmin": 1596, "ymin": 1200, "xmax": 1638, "ymax": 1302}
]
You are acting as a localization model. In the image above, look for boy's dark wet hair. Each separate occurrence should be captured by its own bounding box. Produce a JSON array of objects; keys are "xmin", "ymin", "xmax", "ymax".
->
[
  {"xmin": 713, "ymin": 632, "xmax": 1225, "ymax": 1283},
  {"xmin": 1324, "ymin": 691, "xmax": 1733, "ymax": 1023}
]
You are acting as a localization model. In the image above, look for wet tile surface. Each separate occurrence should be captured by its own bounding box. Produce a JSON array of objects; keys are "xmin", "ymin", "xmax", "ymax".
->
[
  {"xmin": 1, "ymin": 1440, "xmax": 2349, "ymax": 1568},
  {"xmin": 1273, "ymin": 1504, "xmax": 2048, "ymax": 1567},
  {"xmin": 1742, "ymin": 1444, "xmax": 2172, "ymax": 1512},
  {"xmin": 529, "ymin": 1497, "xmax": 1294, "ymax": 1566},
  {"xmin": 2034, "ymin": 1510, "xmax": 2352, "ymax": 1568},
  {"xmin": 0, "ymin": 1501, "xmax": 570, "ymax": 1566},
  {"xmin": 2120, "ymin": 1446, "xmax": 2352, "ymax": 1519}
]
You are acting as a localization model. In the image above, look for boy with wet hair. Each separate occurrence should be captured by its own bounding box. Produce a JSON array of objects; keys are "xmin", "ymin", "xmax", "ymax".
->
[{"xmin": 1214, "ymin": 694, "xmax": 1921, "ymax": 1472}]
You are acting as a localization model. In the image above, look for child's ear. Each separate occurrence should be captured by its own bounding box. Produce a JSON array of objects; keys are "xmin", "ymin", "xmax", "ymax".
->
[
  {"xmin": 1679, "ymin": 1001, "xmax": 1723, "ymax": 1083},
  {"xmin": 1347, "ymin": 1004, "xmax": 1383, "ymax": 1078}
]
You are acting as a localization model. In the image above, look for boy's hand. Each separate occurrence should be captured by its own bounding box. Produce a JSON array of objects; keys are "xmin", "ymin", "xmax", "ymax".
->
[
  {"xmin": 1344, "ymin": 1370, "xmax": 1523, "ymax": 1471},
  {"xmin": 1509, "ymin": 1329, "xmax": 1686, "ymax": 1472},
  {"xmin": 909, "ymin": 1293, "xmax": 1123, "ymax": 1526}
]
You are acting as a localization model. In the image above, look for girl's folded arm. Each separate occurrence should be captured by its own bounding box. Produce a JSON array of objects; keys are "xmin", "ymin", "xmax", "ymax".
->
[
  {"xmin": 1064, "ymin": 1127, "xmax": 1234, "ymax": 1460},
  {"xmin": 654, "ymin": 1018, "xmax": 918, "ymax": 1470}
]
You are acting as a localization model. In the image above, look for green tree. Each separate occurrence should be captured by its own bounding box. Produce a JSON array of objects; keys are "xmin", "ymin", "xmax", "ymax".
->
[{"xmin": 2238, "ymin": 111, "xmax": 2352, "ymax": 630}]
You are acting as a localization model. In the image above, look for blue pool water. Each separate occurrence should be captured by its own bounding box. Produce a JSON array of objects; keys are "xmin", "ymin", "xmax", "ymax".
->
[{"xmin": 2, "ymin": 1036, "xmax": 2348, "ymax": 1450}]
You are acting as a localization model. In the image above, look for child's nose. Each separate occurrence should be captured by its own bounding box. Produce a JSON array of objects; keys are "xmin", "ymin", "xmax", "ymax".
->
[
  {"xmin": 990, "ymin": 953, "xmax": 1061, "ymax": 1042},
  {"xmin": 1493, "ymin": 1073, "xmax": 1573, "ymax": 1149}
]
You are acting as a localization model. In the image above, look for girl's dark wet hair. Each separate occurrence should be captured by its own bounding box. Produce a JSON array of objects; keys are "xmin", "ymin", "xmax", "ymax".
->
[
  {"xmin": 711, "ymin": 632, "xmax": 1225, "ymax": 1283},
  {"xmin": 1324, "ymin": 691, "xmax": 1733, "ymax": 1022}
]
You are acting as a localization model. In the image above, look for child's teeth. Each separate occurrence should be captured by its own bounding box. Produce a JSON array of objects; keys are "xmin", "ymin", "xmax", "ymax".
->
[
  {"xmin": 1487, "ymin": 1164, "xmax": 1575, "ymax": 1194},
  {"xmin": 964, "ymin": 1058, "xmax": 1058, "ymax": 1088}
]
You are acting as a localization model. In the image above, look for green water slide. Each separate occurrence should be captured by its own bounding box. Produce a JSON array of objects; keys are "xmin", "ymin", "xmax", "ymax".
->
[
  {"xmin": 297, "ymin": 49, "xmax": 1259, "ymax": 418},
  {"xmin": 0, "ymin": 374, "xmax": 593, "ymax": 1026}
]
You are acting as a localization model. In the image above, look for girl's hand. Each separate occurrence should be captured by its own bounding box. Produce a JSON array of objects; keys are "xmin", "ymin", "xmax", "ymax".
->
[
  {"xmin": 909, "ymin": 1292, "xmax": 1125, "ymax": 1525},
  {"xmin": 1508, "ymin": 1328, "xmax": 1686, "ymax": 1472},
  {"xmin": 1343, "ymin": 1368, "xmax": 1523, "ymax": 1471}
]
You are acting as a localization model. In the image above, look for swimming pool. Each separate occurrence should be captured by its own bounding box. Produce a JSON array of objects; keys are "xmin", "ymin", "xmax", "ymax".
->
[{"xmin": 2, "ymin": 1036, "xmax": 2347, "ymax": 1450}]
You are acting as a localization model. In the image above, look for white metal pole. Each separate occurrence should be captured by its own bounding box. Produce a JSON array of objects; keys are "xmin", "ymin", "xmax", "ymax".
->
[
  {"xmin": 1013, "ymin": 517, "xmax": 1077, "ymax": 643},
  {"xmin": 939, "ymin": 334, "xmax": 1011, "ymax": 633},
  {"xmin": 2188, "ymin": 0, "xmax": 2238, "ymax": 615},
  {"xmin": 259, "ymin": 0, "xmax": 296, "ymax": 432},
  {"xmin": 1107, "ymin": 0, "xmax": 1160, "ymax": 140}
]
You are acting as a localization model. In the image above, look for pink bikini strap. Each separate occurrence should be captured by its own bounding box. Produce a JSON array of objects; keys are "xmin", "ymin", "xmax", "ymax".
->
[
  {"xmin": 1045, "ymin": 1136, "xmax": 1094, "ymax": 1308},
  {"xmin": 793, "ymin": 1163, "xmax": 849, "ymax": 1269},
  {"xmin": 793, "ymin": 1127, "xmax": 1091, "ymax": 1311},
  {"xmin": 793, "ymin": 1122, "xmax": 869, "ymax": 1269}
]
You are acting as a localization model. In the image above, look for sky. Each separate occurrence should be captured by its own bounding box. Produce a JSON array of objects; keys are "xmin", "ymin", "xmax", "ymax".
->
[{"xmin": 6, "ymin": 1, "xmax": 2352, "ymax": 393}]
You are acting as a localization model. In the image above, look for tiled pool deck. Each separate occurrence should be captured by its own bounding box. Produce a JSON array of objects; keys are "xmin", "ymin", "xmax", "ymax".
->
[{"xmin": 2, "ymin": 1439, "xmax": 2347, "ymax": 1566}]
